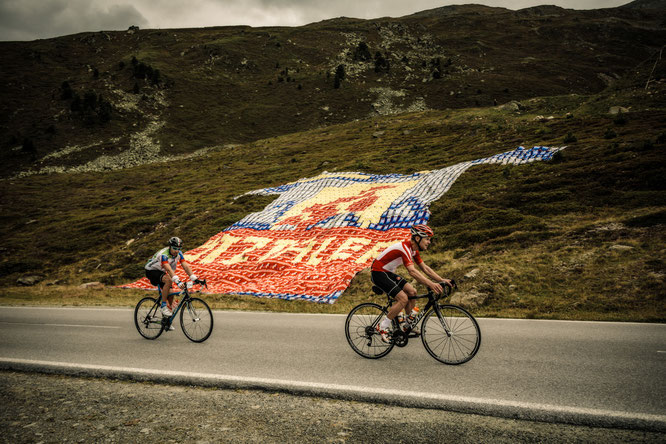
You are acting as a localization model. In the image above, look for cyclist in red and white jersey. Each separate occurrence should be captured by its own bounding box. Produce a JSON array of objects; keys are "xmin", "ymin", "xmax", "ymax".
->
[
  {"xmin": 144, "ymin": 237, "xmax": 199, "ymax": 317},
  {"xmin": 371, "ymin": 224, "xmax": 452, "ymax": 342}
]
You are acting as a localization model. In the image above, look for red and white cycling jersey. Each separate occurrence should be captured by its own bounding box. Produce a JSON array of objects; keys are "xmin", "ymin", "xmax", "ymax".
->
[{"xmin": 371, "ymin": 240, "xmax": 423, "ymax": 273}]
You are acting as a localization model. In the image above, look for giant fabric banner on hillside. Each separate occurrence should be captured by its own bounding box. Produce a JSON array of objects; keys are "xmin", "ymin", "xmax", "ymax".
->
[{"xmin": 124, "ymin": 146, "xmax": 563, "ymax": 303}]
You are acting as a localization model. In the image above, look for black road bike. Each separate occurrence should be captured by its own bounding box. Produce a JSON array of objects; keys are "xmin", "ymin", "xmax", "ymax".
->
[
  {"xmin": 345, "ymin": 280, "xmax": 481, "ymax": 364},
  {"xmin": 134, "ymin": 279, "xmax": 213, "ymax": 343}
]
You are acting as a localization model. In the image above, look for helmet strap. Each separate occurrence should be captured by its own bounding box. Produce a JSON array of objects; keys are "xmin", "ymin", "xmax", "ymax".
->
[{"xmin": 412, "ymin": 235, "xmax": 423, "ymax": 251}]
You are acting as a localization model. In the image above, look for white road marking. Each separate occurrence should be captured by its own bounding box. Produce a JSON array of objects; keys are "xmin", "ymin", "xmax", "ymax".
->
[
  {"xmin": 0, "ymin": 357, "xmax": 665, "ymax": 430},
  {"xmin": 0, "ymin": 322, "xmax": 120, "ymax": 329},
  {"xmin": 3, "ymin": 306, "xmax": 666, "ymax": 325}
]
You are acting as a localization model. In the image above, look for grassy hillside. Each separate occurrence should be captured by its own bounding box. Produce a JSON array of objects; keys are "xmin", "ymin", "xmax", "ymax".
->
[
  {"xmin": 0, "ymin": 3, "xmax": 665, "ymax": 320},
  {"xmin": 1, "ymin": 4, "xmax": 664, "ymax": 177},
  {"xmin": 2, "ymin": 72, "xmax": 665, "ymax": 320}
]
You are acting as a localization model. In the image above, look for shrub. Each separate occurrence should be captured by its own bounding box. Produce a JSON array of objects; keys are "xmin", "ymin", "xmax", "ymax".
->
[
  {"xmin": 60, "ymin": 81, "xmax": 73, "ymax": 100},
  {"xmin": 374, "ymin": 52, "xmax": 389, "ymax": 73},
  {"xmin": 98, "ymin": 99, "xmax": 112, "ymax": 123},
  {"xmin": 83, "ymin": 90, "xmax": 97, "ymax": 112},
  {"xmin": 22, "ymin": 138, "xmax": 36, "ymax": 154},
  {"xmin": 353, "ymin": 42, "xmax": 372, "ymax": 62},
  {"xmin": 614, "ymin": 112, "xmax": 627, "ymax": 125},
  {"xmin": 334, "ymin": 64, "xmax": 345, "ymax": 89},
  {"xmin": 335, "ymin": 64, "xmax": 345, "ymax": 81},
  {"xmin": 70, "ymin": 92, "xmax": 82, "ymax": 112},
  {"xmin": 603, "ymin": 128, "xmax": 617, "ymax": 139}
]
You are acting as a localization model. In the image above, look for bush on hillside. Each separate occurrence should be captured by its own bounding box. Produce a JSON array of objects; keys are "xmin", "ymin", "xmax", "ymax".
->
[
  {"xmin": 374, "ymin": 52, "xmax": 390, "ymax": 73},
  {"xmin": 334, "ymin": 64, "xmax": 345, "ymax": 89},
  {"xmin": 60, "ymin": 81, "xmax": 73, "ymax": 100},
  {"xmin": 353, "ymin": 42, "xmax": 372, "ymax": 62}
]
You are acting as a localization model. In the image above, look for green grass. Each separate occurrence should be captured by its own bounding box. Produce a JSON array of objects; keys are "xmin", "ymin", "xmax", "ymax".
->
[
  {"xmin": 1, "ymin": 84, "xmax": 665, "ymax": 321},
  {"xmin": 0, "ymin": 8, "xmax": 665, "ymax": 321}
]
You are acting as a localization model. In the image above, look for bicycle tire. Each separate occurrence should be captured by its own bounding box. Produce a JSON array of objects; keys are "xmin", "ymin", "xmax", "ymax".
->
[
  {"xmin": 134, "ymin": 297, "xmax": 165, "ymax": 340},
  {"xmin": 345, "ymin": 302, "xmax": 394, "ymax": 359},
  {"xmin": 421, "ymin": 304, "xmax": 481, "ymax": 365},
  {"xmin": 180, "ymin": 297, "xmax": 214, "ymax": 343}
]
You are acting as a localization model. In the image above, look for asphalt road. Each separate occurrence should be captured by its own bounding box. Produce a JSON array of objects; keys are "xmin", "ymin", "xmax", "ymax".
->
[{"xmin": 1, "ymin": 306, "xmax": 665, "ymax": 430}]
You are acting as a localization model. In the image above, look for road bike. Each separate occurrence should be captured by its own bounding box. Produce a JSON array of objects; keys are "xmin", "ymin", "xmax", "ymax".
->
[
  {"xmin": 345, "ymin": 280, "xmax": 481, "ymax": 364},
  {"xmin": 134, "ymin": 279, "xmax": 213, "ymax": 343}
]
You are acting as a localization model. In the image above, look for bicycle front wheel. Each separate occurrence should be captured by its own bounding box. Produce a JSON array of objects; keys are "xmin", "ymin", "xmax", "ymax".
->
[
  {"xmin": 180, "ymin": 297, "xmax": 214, "ymax": 343},
  {"xmin": 421, "ymin": 304, "xmax": 481, "ymax": 365},
  {"xmin": 134, "ymin": 297, "xmax": 165, "ymax": 340},
  {"xmin": 345, "ymin": 303, "xmax": 394, "ymax": 359}
]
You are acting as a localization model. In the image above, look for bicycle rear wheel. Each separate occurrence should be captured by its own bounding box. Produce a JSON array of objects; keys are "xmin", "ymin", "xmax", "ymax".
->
[
  {"xmin": 180, "ymin": 297, "xmax": 214, "ymax": 343},
  {"xmin": 134, "ymin": 297, "xmax": 165, "ymax": 340},
  {"xmin": 345, "ymin": 303, "xmax": 394, "ymax": 359},
  {"xmin": 421, "ymin": 304, "xmax": 481, "ymax": 365}
]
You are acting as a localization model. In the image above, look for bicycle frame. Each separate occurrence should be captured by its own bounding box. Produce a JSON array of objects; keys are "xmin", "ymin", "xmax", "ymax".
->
[
  {"xmin": 345, "ymin": 279, "xmax": 480, "ymax": 364},
  {"xmin": 381, "ymin": 283, "xmax": 456, "ymax": 339},
  {"xmin": 158, "ymin": 285, "xmax": 194, "ymax": 327}
]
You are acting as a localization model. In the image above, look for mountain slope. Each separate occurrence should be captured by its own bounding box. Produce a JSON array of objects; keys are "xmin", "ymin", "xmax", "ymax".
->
[
  {"xmin": 0, "ymin": 3, "xmax": 664, "ymax": 320},
  {"xmin": 0, "ymin": 3, "xmax": 664, "ymax": 177}
]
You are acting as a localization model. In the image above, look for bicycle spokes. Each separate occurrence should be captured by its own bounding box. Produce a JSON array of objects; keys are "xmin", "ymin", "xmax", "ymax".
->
[{"xmin": 421, "ymin": 305, "xmax": 481, "ymax": 365}]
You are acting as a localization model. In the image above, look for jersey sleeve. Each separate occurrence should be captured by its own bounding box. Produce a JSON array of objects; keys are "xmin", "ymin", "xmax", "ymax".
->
[
  {"xmin": 400, "ymin": 241, "xmax": 414, "ymax": 267},
  {"xmin": 414, "ymin": 249, "xmax": 424, "ymax": 265},
  {"xmin": 178, "ymin": 252, "xmax": 185, "ymax": 263},
  {"xmin": 160, "ymin": 254, "xmax": 170, "ymax": 267}
]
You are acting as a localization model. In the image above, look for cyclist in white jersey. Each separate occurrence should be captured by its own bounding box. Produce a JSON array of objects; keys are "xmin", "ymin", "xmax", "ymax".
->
[
  {"xmin": 145, "ymin": 237, "xmax": 198, "ymax": 317},
  {"xmin": 371, "ymin": 224, "xmax": 452, "ymax": 342}
]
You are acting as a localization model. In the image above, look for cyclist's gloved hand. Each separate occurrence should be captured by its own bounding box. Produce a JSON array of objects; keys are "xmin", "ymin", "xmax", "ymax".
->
[
  {"xmin": 189, "ymin": 274, "xmax": 198, "ymax": 283},
  {"xmin": 173, "ymin": 275, "xmax": 185, "ymax": 290}
]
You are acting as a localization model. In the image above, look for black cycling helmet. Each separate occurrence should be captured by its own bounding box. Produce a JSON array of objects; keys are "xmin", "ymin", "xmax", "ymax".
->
[{"xmin": 168, "ymin": 236, "xmax": 183, "ymax": 250}]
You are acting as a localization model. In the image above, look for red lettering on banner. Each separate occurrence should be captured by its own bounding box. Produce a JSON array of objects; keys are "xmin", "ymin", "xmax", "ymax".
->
[{"xmin": 125, "ymin": 227, "xmax": 409, "ymax": 302}]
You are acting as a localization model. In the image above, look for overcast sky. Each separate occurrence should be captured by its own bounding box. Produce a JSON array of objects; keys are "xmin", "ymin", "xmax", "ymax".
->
[{"xmin": 0, "ymin": 0, "xmax": 632, "ymax": 42}]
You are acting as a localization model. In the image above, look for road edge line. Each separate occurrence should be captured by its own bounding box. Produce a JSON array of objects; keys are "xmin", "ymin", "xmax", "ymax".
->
[{"xmin": 1, "ymin": 357, "xmax": 664, "ymax": 432}]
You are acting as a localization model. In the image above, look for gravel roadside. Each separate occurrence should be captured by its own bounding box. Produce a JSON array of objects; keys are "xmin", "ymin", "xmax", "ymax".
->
[{"xmin": 2, "ymin": 370, "xmax": 664, "ymax": 443}]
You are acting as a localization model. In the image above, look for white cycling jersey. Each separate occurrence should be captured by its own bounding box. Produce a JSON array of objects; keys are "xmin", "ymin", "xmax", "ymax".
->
[
  {"xmin": 145, "ymin": 247, "xmax": 185, "ymax": 272},
  {"xmin": 371, "ymin": 240, "xmax": 423, "ymax": 274}
]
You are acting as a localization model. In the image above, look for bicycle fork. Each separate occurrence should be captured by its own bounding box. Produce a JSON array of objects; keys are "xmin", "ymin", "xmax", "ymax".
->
[{"xmin": 433, "ymin": 305, "xmax": 453, "ymax": 337}]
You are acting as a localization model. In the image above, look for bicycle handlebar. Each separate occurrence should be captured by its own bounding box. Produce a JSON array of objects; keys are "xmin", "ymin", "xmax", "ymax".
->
[{"xmin": 428, "ymin": 279, "xmax": 457, "ymax": 300}]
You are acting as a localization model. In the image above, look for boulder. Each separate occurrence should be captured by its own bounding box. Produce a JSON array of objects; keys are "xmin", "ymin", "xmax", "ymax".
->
[
  {"xmin": 463, "ymin": 268, "xmax": 480, "ymax": 280},
  {"xmin": 609, "ymin": 106, "xmax": 629, "ymax": 115},
  {"xmin": 450, "ymin": 289, "xmax": 487, "ymax": 308},
  {"xmin": 17, "ymin": 275, "xmax": 44, "ymax": 286},
  {"xmin": 79, "ymin": 282, "xmax": 105, "ymax": 289}
]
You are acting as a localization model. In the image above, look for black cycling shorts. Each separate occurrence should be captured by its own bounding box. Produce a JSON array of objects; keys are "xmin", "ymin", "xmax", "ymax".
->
[
  {"xmin": 145, "ymin": 269, "xmax": 166, "ymax": 288},
  {"xmin": 371, "ymin": 270, "xmax": 407, "ymax": 298}
]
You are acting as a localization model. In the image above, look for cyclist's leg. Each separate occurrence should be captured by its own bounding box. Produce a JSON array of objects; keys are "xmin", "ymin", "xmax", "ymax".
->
[
  {"xmin": 403, "ymin": 282, "xmax": 417, "ymax": 314},
  {"xmin": 146, "ymin": 270, "xmax": 168, "ymax": 305},
  {"xmin": 371, "ymin": 271, "xmax": 406, "ymax": 319},
  {"xmin": 161, "ymin": 273, "xmax": 175, "ymax": 307}
]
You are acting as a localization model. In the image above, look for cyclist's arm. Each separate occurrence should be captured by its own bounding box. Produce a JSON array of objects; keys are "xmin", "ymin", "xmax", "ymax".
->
[
  {"xmin": 418, "ymin": 262, "xmax": 452, "ymax": 287},
  {"xmin": 161, "ymin": 262, "xmax": 177, "ymax": 279},
  {"xmin": 405, "ymin": 264, "xmax": 443, "ymax": 294},
  {"xmin": 181, "ymin": 261, "xmax": 194, "ymax": 277}
]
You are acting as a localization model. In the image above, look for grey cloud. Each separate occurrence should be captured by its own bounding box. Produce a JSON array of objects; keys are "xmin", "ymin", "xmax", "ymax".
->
[
  {"xmin": 0, "ymin": 0, "xmax": 148, "ymax": 41},
  {"xmin": 0, "ymin": 0, "xmax": 632, "ymax": 41}
]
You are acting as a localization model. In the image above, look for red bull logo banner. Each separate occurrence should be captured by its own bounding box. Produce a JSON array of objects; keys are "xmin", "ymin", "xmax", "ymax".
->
[{"xmin": 125, "ymin": 146, "xmax": 564, "ymax": 303}]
